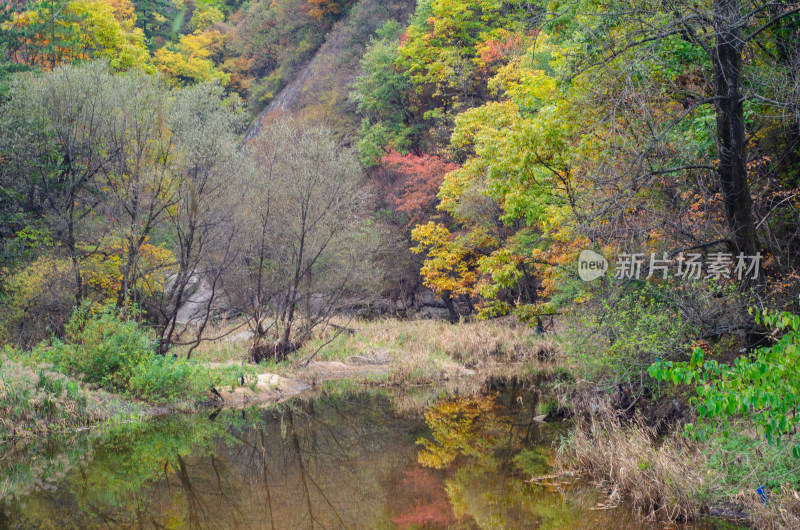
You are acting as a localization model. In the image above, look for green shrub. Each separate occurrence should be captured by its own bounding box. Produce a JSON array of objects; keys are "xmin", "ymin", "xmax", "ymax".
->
[
  {"xmin": 651, "ymin": 303, "xmax": 800, "ymax": 452},
  {"xmin": 63, "ymin": 305, "xmax": 155, "ymax": 390},
  {"xmin": 129, "ymin": 355, "xmax": 213, "ymax": 405},
  {"xmin": 32, "ymin": 306, "xmax": 214, "ymax": 404},
  {"xmin": 567, "ymin": 283, "xmax": 694, "ymax": 384}
]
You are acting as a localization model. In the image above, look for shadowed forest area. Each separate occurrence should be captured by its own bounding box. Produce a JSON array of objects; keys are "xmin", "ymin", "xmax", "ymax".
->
[{"xmin": 1, "ymin": 0, "xmax": 800, "ymax": 527}]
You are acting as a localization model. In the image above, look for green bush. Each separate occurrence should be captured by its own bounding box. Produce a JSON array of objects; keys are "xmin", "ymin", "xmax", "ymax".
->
[
  {"xmin": 63, "ymin": 306, "xmax": 155, "ymax": 390},
  {"xmin": 651, "ymin": 303, "xmax": 800, "ymax": 452},
  {"xmin": 129, "ymin": 355, "xmax": 213, "ymax": 405},
  {"xmin": 567, "ymin": 283, "xmax": 694, "ymax": 384},
  {"xmin": 33, "ymin": 306, "xmax": 214, "ymax": 404}
]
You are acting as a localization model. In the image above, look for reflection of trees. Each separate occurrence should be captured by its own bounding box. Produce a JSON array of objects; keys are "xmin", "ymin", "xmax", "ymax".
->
[
  {"xmin": 388, "ymin": 467, "xmax": 457, "ymax": 527},
  {"xmin": 151, "ymin": 391, "xmax": 413, "ymax": 529},
  {"xmin": 1, "ymin": 384, "xmax": 659, "ymax": 529},
  {"xmin": 1, "ymin": 388, "xmax": 424, "ymax": 529},
  {"xmin": 414, "ymin": 389, "xmax": 589, "ymax": 529}
]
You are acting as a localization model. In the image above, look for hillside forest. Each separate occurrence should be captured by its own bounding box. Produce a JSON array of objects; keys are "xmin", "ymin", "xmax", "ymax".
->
[{"xmin": 1, "ymin": 0, "xmax": 800, "ymax": 526}]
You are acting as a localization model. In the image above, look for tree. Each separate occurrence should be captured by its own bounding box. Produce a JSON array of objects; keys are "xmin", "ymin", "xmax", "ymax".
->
[
  {"xmin": 305, "ymin": 0, "xmax": 354, "ymax": 22},
  {"xmin": 381, "ymin": 149, "xmax": 459, "ymax": 225},
  {"xmin": 396, "ymin": 0, "xmax": 535, "ymax": 120},
  {"xmin": 100, "ymin": 69, "xmax": 179, "ymax": 311},
  {"xmin": 0, "ymin": 61, "xmax": 117, "ymax": 303},
  {"xmin": 408, "ymin": 33, "xmax": 575, "ymax": 320},
  {"xmin": 157, "ymin": 82, "xmax": 250, "ymax": 356},
  {"xmin": 561, "ymin": 0, "xmax": 800, "ymax": 257},
  {"xmin": 153, "ymin": 29, "xmax": 229, "ymax": 85},
  {"xmin": 1, "ymin": 0, "xmax": 150, "ymax": 71},
  {"xmin": 0, "ymin": 62, "xmax": 247, "ymax": 354},
  {"xmin": 231, "ymin": 117, "xmax": 379, "ymax": 362},
  {"xmin": 350, "ymin": 20, "xmax": 416, "ymax": 166}
]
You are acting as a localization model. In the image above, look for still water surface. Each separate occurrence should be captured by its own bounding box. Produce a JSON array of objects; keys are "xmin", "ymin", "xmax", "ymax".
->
[{"xmin": 1, "ymin": 381, "xmax": 724, "ymax": 529}]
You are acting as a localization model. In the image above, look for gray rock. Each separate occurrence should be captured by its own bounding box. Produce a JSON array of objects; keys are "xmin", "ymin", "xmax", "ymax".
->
[{"xmin": 348, "ymin": 348, "xmax": 393, "ymax": 365}]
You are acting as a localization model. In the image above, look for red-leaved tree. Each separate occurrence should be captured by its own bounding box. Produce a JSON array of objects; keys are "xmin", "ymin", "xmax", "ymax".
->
[{"xmin": 381, "ymin": 150, "xmax": 459, "ymax": 226}]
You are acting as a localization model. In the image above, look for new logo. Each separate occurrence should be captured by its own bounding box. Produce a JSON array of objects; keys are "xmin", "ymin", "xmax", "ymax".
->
[{"xmin": 578, "ymin": 250, "xmax": 608, "ymax": 281}]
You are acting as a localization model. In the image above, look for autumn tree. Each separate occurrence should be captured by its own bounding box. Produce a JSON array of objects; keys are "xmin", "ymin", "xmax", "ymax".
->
[
  {"xmin": 0, "ymin": 61, "xmax": 117, "ymax": 303},
  {"xmin": 561, "ymin": 0, "xmax": 800, "ymax": 258},
  {"xmin": 396, "ymin": 0, "xmax": 537, "ymax": 122},
  {"xmin": 1, "ymin": 0, "xmax": 150, "ymax": 71},
  {"xmin": 0, "ymin": 61, "xmax": 248, "ymax": 353},
  {"xmin": 156, "ymin": 82, "xmax": 251, "ymax": 356},
  {"xmin": 381, "ymin": 149, "xmax": 459, "ymax": 226},
  {"xmin": 153, "ymin": 29, "xmax": 229, "ymax": 85},
  {"xmin": 305, "ymin": 0, "xmax": 354, "ymax": 22},
  {"xmin": 231, "ymin": 117, "xmax": 379, "ymax": 362}
]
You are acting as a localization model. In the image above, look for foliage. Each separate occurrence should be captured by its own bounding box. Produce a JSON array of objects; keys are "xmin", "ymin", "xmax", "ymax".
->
[
  {"xmin": 189, "ymin": 5, "xmax": 224, "ymax": 32},
  {"xmin": 57, "ymin": 305, "xmax": 157, "ymax": 390},
  {"xmin": 574, "ymin": 283, "xmax": 694, "ymax": 383},
  {"xmin": 650, "ymin": 305, "xmax": 800, "ymax": 452},
  {"xmin": 81, "ymin": 239, "xmax": 175, "ymax": 305},
  {"xmin": 350, "ymin": 20, "xmax": 415, "ymax": 166},
  {"xmin": 1, "ymin": 0, "xmax": 150, "ymax": 71},
  {"xmin": 35, "ymin": 306, "xmax": 214, "ymax": 403},
  {"xmin": 396, "ymin": 0, "xmax": 532, "ymax": 118},
  {"xmin": 705, "ymin": 430, "xmax": 800, "ymax": 494},
  {"xmin": 305, "ymin": 0, "xmax": 355, "ymax": 22},
  {"xmin": 411, "ymin": 221, "xmax": 493, "ymax": 298},
  {"xmin": 400, "ymin": 31, "xmax": 582, "ymax": 320},
  {"xmin": 153, "ymin": 29, "xmax": 228, "ymax": 85},
  {"xmin": 381, "ymin": 149, "xmax": 459, "ymax": 225},
  {"xmin": 0, "ymin": 256, "xmax": 76, "ymax": 348},
  {"xmin": 127, "ymin": 354, "xmax": 213, "ymax": 404},
  {"xmin": 0, "ymin": 61, "xmax": 248, "ymax": 352}
]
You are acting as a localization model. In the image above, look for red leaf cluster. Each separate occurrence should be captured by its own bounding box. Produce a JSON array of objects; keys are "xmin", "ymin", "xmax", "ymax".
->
[{"xmin": 382, "ymin": 150, "xmax": 459, "ymax": 225}]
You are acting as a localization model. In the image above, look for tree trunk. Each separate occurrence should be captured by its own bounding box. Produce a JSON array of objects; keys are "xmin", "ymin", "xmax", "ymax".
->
[
  {"xmin": 713, "ymin": 0, "xmax": 758, "ymax": 256},
  {"xmin": 442, "ymin": 291, "xmax": 459, "ymax": 323}
]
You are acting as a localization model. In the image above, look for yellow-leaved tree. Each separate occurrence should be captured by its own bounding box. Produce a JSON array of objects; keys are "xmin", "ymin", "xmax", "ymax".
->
[{"xmin": 1, "ymin": 0, "xmax": 150, "ymax": 71}]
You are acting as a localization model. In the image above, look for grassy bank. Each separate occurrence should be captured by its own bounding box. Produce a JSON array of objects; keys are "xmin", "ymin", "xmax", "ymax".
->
[
  {"xmin": 0, "ymin": 307, "xmax": 259, "ymax": 441},
  {"xmin": 190, "ymin": 316, "xmax": 562, "ymax": 383},
  {"xmin": 555, "ymin": 409, "xmax": 800, "ymax": 527}
]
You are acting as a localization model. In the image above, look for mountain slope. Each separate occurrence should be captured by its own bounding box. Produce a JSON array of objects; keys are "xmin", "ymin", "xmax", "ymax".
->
[{"xmin": 244, "ymin": 0, "xmax": 416, "ymax": 143}]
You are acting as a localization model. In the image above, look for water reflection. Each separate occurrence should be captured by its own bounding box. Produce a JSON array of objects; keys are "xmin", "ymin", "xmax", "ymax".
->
[{"xmin": 0, "ymin": 382, "xmax": 718, "ymax": 529}]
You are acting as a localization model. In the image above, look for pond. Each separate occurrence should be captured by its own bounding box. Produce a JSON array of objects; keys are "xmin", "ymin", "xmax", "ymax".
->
[{"xmin": 1, "ymin": 380, "xmax": 722, "ymax": 529}]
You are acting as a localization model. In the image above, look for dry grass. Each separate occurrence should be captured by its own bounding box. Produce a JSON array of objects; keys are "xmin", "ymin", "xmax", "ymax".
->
[
  {"xmin": 299, "ymin": 317, "xmax": 561, "ymax": 383},
  {"xmin": 556, "ymin": 414, "xmax": 714, "ymax": 523},
  {"xmin": 180, "ymin": 316, "xmax": 562, "ymax": 384},
  {"xmin": 733, "ymin": 485, "xmax": 800, "ymax": 529}
]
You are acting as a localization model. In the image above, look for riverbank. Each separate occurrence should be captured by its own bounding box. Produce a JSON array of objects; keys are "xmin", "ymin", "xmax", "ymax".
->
[
  {"xmin": 3, "ymin": 315, "xmax": 798, "ymax": 528},
  {"xmin": 1, "ymin": 380, "xmax": 680, "ymax": 529}
]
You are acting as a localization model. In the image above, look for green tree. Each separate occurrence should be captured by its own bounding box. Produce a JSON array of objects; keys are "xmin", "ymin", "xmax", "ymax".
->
[
  {"xmin": 350, "ymin": 20, "xmax": 416, "ymax": 166},
  {"xmin": 651, "ymin": 305, "xmax": 800, "ymax": 451}
]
